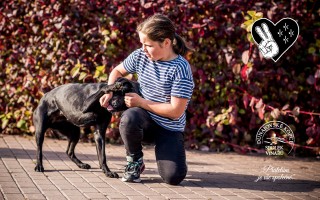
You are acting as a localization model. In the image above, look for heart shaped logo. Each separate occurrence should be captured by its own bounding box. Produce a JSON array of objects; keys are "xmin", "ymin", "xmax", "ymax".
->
[{"xmin": 251, "ymin": 18, "xmax": 299, "ymax": 62}]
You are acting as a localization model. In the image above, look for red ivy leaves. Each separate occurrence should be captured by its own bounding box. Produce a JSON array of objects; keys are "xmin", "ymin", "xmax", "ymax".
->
[
  {"xmin": 0, "ymin": 0, "xmax": 319, "ymax": 156},
  {"xmin": 240, "ymin": 64, "xmax": 253, "ymax": 81}
]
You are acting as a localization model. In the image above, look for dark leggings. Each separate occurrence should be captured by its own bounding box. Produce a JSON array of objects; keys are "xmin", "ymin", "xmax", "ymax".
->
[{"xmin": 119, "ymin": 107, "xmax": 187, "ymax": 185}]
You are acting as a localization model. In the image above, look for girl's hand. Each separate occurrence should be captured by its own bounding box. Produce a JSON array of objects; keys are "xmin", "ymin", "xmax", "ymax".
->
[
  {"xmin": 99, "ymin": 92, "xmax": 113, "ymax": 108},
  {"xmin": 124, "ymin": 93, "xmax": 143, "ymax": 108}
]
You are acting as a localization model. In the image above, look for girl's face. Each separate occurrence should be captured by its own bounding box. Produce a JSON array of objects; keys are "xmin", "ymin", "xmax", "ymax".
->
[{"xmin": 138, "ymin": 32, "xmax": 166, "ymax": 61}]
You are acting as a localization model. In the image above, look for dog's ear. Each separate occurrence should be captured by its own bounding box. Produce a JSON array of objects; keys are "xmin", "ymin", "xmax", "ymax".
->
[
  {"xmin": 113, "ymin": 78, "xmax": 133, "ymax": 93},
  {"xmin": 132, "ymin": 82, "xmax": 141, "ymax": 95},
  {"xmin": 115, "ymin": 77, "xmax": 127, "ymax": 83},
  {"xmin": 82, "ymin": 80, "xmax": 125, "ymax": 113},
  {"xmin": 101, "ymin": 81, "xmax": 122, "ymax": 93},
  {"xmin": 121, "ymin": 80, "xmax": 141, "ymax": 94},
  {"xmin": 130, "ymin": 81, "xmax": 142, "ymax": 96},
  {"xmin": 82, "ymin": 84, "xmax": 109, "ymax": 113},
  {"xmin": 121, "ymin": 81, "xmax": 133, "ymax": 92}
]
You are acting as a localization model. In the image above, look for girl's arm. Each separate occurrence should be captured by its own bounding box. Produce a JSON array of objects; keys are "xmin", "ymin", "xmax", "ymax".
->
[{"xmin": 125, "ymin": 93, "xmax": 188, "ymax": 120}]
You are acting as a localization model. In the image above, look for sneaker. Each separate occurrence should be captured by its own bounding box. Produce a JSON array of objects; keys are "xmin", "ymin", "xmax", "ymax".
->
[{"xmin": 121, "ymin": 156, "xmax": 145, "ymax": 183}]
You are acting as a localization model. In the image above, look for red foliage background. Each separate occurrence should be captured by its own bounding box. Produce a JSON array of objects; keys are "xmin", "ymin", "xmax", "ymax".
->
[{"xmin": 0, "ymin": 0, "xmax": 319, "ymax": 155}]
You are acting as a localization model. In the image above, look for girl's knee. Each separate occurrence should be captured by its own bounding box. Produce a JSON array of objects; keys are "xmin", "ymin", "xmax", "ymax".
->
[
  {"xmin": 120, "ymin": 108, "xmax": 143, "ymax": 130},
  {"xmin": 158, "ymin": 160, "xmax": 187, "ymax": 185},
  {"xmin": 160, "ymin": 168, "xmax": 187, "ymax": 185}
]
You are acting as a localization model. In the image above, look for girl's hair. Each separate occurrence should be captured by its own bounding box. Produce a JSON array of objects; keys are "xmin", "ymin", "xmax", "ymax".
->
[{"xmin": 137, "ymin": 13, "xmax": 192, "ymax": 56}]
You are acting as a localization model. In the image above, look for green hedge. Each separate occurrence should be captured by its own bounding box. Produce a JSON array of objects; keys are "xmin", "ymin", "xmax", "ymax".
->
[{"xmin": 0, "ymin": 0, "xmax": 319, "ymax": 155}]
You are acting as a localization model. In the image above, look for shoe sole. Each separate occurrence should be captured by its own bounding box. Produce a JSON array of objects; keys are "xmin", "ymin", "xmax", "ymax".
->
[{"xmin": 121, "ymin": 177, "xmax": 141, "ymax": 183}]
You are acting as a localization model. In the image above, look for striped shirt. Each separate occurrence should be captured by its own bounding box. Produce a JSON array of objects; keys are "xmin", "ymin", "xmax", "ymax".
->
[{"xmin": 123, "ymin": 48, "xmax": 194, "ymax": 132}]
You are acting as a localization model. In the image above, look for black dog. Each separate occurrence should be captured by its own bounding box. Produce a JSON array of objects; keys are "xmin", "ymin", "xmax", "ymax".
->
[{"xmin": 33, "ymin": 77, "xmax": 140, "ymax": 178}]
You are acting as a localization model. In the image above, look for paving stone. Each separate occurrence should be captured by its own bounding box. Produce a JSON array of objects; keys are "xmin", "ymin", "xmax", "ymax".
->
[
  {"xmin": 45, "ymin": 194, "xmax": 67, "ymax": 200},
  {"xmin": 222, "ymin": 196, "xmax": 247, "ymax": 200},
  {"xmin": 3, "ymin": 193, "xmax": 26, "ymax": 200},
  {"xmin": 136, "ymin": 189, "xmax": 160, "ymax": 196},
  {"xmin": 23, "ymin": 193, "xmax": 46, "ymax": 200},
  {"xmin": 37, "ymin": 184, "xmax": 59, "ymax": 191},
  {"xmin": 1, "ymin": 187, "xmax": 21, "ymax": 194},
  {"xmin": 143, "ymin": 195, "xmax": 167, "ymax": 200},
  {"xmin": 1, "ymin": 135, "xmax": 319, "ymax": 200},
  {"xmin": 0, "ymin": 192, "xmax": 4, "ymax": 200},
  {"xmin": 0, "ymin": 181, "xmax": 18, "ymax": 188},
  {"xmin": 64, "ymin": 195, "xmax": 88, "ymax": 200},
  {"xmin": 105, "ymin": 192, "xmax": 127, "ymax": 198},
  {"xmin": 180, "ymin": 193, "xmax": 207, "ymax": 199},
  {"xmin": 20, "ymin": 187, "xmax": 41, "ymax": 194},
  {"xmin": 127, "ymin": 195, "xmax": 149, "ymax": 200},
  {"xmin": 276, "ymin": 195, "xmax": 301, "ymax": 200},
  {"xmin": 84, "ymin": 192, "xmax": 107, "ymax": 199}
]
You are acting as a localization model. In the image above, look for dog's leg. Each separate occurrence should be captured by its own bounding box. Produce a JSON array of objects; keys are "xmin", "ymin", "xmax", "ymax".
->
[
  {"xmin": 64, "ymin": 124, "xmax": 91, "ymax": 169},
  {"xmin": 94, "ymin": 117, "xmax": 119, "ymax": 178},
  {"xmin": 35, "ymin": 130, "xmax": 45, "ymax": 172},
  {"xmin": 50, "ymin": 120, "xmax": 91, "ymax": 169},
  {"xmin": 66, "ymin": 140, "xmax": 91, "ymax": 169},
  {"xmin": 33, "ymin": 106, "xmax": 47, "ymax": 172}
]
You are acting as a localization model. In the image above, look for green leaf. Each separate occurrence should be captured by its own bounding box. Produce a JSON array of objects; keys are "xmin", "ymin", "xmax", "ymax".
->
[
  {"xmin": 94, "ymin": 65, "xmax": 106, "ymax": 79},
  {"xmin": 2, "ymin": 118, "xmax": 9, "ymax": 129},
  {"xmin": 222, "ymin": 119, "xmax": 230, "ymax": 125},
  {"xmin": 238, "ymin": 109, "xmax": 246, "ymax": 115},
  {"xmin": 70, "ymin": 66, "xmax": 80, "ymax": 78},
  {"xmin": 247, "ymin": 11, "xmax": 256, "ymax": 18},
  {"xmin": 96, "ymin": 65, "xmax": 105, "ymax": 72},
  {"xmin": 94, "ymin": 70, "xmax": 101, "ymax": 78},
  {"xmin": 316, "ymin": 39, "xmax": 320, "ymax": 47},
  {"xmin": 99, "ymin": 74, "xmax": 108, "ymax": 82},
  {"xmin": 242, "ymin": 11, "xmax": 263, "ymax": 33},
  {"xmin": 79, "ymin": 72, "xmax": 87, "ymax": 80},
  {"xmin": 17, "ymin": 119, "xmax": 26, "ymax": 129},
  {"xmin": 308, "ymin": 47, "xmax": 316, "ymax": 54},
  {"xmin": 101, "ymin": 29, "xmax": 110, "ymax": 35}
]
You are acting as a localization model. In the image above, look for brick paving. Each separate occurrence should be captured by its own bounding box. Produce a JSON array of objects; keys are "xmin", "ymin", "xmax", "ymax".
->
[{"xmin": 0, "ymin": 134, "xmax": 319, "ymax": 200}]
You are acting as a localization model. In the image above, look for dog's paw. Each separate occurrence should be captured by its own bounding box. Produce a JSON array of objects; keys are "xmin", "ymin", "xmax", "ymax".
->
[
  {"xmin": 106, "ymin": 171, "xmax": 119, "ymax": 178},
  {"xmin": 34, "ymin": 164, "xmax": 44, "ymax": 172},
  {"xmin": 79, "ymin": 163, "xmax": 91, "ymax": 169}
]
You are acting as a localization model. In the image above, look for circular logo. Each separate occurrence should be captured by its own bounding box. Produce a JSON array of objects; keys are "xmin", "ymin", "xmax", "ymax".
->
[{"xmin": 256, "ymin": 121, "xmax": 295, "ymax": 155}]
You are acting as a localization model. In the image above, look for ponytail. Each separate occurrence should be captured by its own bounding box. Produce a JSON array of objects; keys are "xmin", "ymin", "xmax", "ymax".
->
[{"xmin": 173, "ymin": 33, "xmax": 193, "ymax": 56}]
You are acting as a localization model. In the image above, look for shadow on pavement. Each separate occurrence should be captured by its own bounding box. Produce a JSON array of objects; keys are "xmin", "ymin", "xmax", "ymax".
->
[
  {"xmin": 183, "ymin": 171, "xmax": 320, "ymax": 192},
  {"xmin": 1, "ymin": 147, "xmax": 319, "ymax": 193}
]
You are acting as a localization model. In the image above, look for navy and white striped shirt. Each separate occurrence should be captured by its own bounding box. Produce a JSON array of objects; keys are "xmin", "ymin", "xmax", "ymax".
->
[{"xmin": 123, "ymin": 48, "xmax": 194, "ymax": 132}]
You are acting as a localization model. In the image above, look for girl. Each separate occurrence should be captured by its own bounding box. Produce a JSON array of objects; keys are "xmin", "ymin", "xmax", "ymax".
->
[{"xmin": 100, "ymin": 13, "xmax": 194, "ymax": 185}]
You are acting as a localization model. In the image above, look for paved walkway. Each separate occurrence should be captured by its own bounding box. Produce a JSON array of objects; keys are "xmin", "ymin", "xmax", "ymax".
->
[{"xmin": 0, "ymin": 135, "xmax": 319, "ymax": 200}]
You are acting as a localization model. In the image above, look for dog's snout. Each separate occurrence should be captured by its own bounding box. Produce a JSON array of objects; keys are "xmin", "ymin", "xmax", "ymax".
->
[{"xmin": 111, "ymin": 99, "xmax": 120, "ymax": 107}]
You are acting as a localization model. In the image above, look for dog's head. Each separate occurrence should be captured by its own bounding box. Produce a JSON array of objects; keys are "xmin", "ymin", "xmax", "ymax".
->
[{"xmin": 106, "ymin": 77, "xmax": 140, "ymax": 112}]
